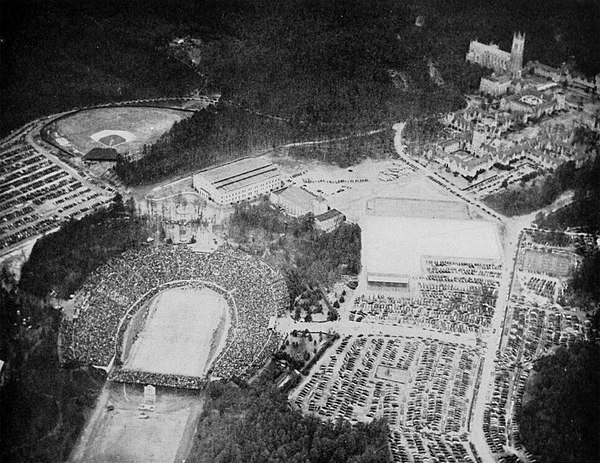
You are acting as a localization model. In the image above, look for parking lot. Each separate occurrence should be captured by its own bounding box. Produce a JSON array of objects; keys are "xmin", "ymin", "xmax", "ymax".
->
[
  {"xmin": 0, "ymin": 125, "xmax": 112, "ymax": 256},
  {"xmin": 290, "ymin": 334, "xmax": 482, "ymax": 462},
  {"xmin": 482, "ymin": 229, "xmax": 592, "ymax": 462}
]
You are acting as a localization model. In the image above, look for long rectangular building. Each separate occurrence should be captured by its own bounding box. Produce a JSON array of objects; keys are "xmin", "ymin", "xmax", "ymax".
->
[{"xmin": 192, "ymin": 157, "xmax": 283, "ymax": 204}]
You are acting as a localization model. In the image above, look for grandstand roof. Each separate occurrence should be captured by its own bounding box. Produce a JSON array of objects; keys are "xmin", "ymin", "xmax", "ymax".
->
[
  {"xmin": 367, "ymin": 273, "xmax": 409, "ymax": 285},
  {"xmin": 83, "ymin": 147, "xmax": 119, "ymax": 162}
]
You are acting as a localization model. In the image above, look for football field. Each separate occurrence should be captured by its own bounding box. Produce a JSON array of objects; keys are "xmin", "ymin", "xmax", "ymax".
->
[{"xmin": 124, "ymin": 286, "xmax": 228, "ymax": 377}]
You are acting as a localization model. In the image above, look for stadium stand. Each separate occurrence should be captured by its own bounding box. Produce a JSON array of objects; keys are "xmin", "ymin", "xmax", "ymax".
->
[{"xmin": 60, "ymin": 245, "xmax": 288, "ymax": 388}]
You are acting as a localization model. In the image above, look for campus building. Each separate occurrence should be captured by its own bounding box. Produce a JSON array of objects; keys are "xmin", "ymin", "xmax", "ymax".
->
[
  {"xmin": 479, "ymin": 74, "xmax": 512, "ymax": 96},
  {"xmin": 466, "ymin": 32, "xmax": 525, "ymax": 78},
  {"xmin": 315, "ymin": 209, "xmax": 345, "ymax": 232},
  {"xmin": 192, "ymin": 157, "xmax": 283, "ymax": 204},
  {"xmin": 270, "ymin": 186, "xmax": 327, "ymax": 217}
]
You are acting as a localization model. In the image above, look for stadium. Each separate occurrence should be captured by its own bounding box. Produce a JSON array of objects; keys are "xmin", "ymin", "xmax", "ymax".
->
[
  {"xmin": 44, "ymin": 106, "xmax": 192, "ymax": 159},
  {"xmin": 60, "ymin": 245, "xmax": 288, "ymax": 389}
]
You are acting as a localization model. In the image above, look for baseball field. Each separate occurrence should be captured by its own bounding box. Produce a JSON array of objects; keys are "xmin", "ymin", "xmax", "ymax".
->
[{"xmin": 50, "ymin": 106, "xmax": 191, "ymax": 158}]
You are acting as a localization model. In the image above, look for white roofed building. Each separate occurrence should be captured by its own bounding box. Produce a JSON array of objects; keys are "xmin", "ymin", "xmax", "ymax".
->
[
  {"xmin": 193, "ymin": 157, "xmax": 283, "ymax": 204},
  {"xmin": 270, "ymin": 186, "xmax": 327, "ymax": 217}
]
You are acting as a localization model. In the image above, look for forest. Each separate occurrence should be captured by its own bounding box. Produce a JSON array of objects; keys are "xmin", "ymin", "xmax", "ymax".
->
[
  {"xmin": 0, "ymin": 195, "xmax": 152, "ymax": 462},
  {"xmin": 3, "ymin": 0, "xmax": 599, "ymax": 137},
  {"xmin": 19, "ymin": 195, "xmax": 150, "ymax": 298},
  {"xmin": 518, "ymin": 158, "xmax": 600, "ymax": 461},
  {"xmin": 533, "ymin": 154, "xmax": 600, "ymax": 309},
  {"xmin": 536, "ymin": 152, "xmax": 600, "ymax": 232},
  {"xmin": 517, "ymin": 341, "xmax": 600, "ymax": 462},
  {"xmin": 287, "ymin": 130, "xmax": 396, "ymax": 169},
  {"xmin": 187, "ymin": 380, "xmax": 391, "ymax": 463},
  {"xmin": 0, "ymin": 280, "xmax": 106, "ymax": 463},
  {"xmin": 115, "ymin": 103, "xmax": 325, "ymax": 185},
  {"xmin": 482, "ymin": 158, "xmax": 598, "ymax": 217},
  {"xmin": 229, "ymin": 200, "xmax": 361, "ymax": 304}
]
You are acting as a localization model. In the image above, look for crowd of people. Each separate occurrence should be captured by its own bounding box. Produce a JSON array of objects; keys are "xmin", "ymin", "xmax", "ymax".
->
[
  {"xmin": 291, "ymin": 334, "xmax": 481, "ymax": 463},
  {"xmin": 60, "ymin": 245, "xmax": 287, "ymax": 386},
  {"xmin": 109, "ymin": 369, "xmax": 206, "ymax": 389}
]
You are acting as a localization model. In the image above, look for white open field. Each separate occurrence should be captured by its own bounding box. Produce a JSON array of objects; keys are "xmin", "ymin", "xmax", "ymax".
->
[
  {"xmin": 125, "ymin": 286, "xmax": 228, "ymax": 377},
  {"xmin": 270, "ymin": 154, "xmax": 487, "ymax": 224},
  {"xmin": 362, "ymin": 215, "xmax": 502, "ymax": 277}
]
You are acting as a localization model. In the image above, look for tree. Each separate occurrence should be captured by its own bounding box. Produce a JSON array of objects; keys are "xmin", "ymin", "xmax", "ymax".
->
[{"xmin": 518, "ymin": 341, "xmax": 600, "ymax": 462}]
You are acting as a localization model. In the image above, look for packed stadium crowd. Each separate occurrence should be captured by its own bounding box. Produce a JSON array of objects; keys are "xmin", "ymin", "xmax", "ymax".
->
[
  {"xmin": 110, "ymin": 369, "xmax": 206, "ymax": 389},
  {"xmin": 292, "ymin": 334, "xmax": 481, "ymax": 462},
  {"xmin": 60, "ymin": 245, "xmax": 287, "ymax": 386}
]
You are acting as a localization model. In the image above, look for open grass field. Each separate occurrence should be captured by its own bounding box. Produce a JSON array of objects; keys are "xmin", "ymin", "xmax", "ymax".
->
[
  {"xmin": 124, "ymin": 286, "xmax": 228, "ymax": 377},
  {"xmin": 70, "ymin": 382, "xmax": 203, "ymax": 463},
  {"xmin": 51, "ymin": 106, "xmax": 191, "ymax": 158},
  {"xmin": 362, "ymin": 215, "xmax": 502, "ymax": 277},
  {"xmin": 367, "ymin": 196, "xmax": 470, "ymax": 220},
  {"xmin": 522, "ymin": 249, "xmax": 578, "ymax": 278}
]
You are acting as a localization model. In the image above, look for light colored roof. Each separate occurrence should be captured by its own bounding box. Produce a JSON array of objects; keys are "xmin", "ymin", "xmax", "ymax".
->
[
  {"xmin": 275, "ymin": 186, "xmax": 324, "ymax": 210},
  {"xmin": 367, "ymin": 273, "xmax": 410, "ymax": 284},
  {"xmin": 198, "ymin": 157, "xmax": 279, "ymax": 193}
]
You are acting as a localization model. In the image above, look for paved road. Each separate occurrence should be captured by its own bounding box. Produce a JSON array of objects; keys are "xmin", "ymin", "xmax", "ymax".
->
[
  {"xmin": 275, "ymin": 317, "xmax": 479, "ymax": 346},
  {"xmin": 469, "ymin": 219, "xmax": 522, "ymax": 463},
  {"xmin": 392, "ymin": 123, "xmax": 505, "ymax": 224}
]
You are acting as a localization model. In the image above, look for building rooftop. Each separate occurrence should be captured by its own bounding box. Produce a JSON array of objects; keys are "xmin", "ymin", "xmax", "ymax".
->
[
  {"xmin": 197, "ymin": 157, "xmax": 280, "ymax": 193},
  {"xmin": 274, "ymin": 186, "xmax": 324, "ymax": 210},
  {"xmin": 315, "ymin": 209, "xmax": 344, "ymax": 222},
  {"xmin": 83, "ymin": 147, "xmax": 119, "ymax": 162},
  {"xmin": 482, "ymin": 74, "xmax": 511, "ymax": 83}
]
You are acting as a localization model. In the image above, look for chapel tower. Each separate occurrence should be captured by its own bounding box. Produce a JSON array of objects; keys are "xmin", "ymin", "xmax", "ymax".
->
[{"xmin": 510, "ymin": 32, "xmax": 525, "ymax": 78}]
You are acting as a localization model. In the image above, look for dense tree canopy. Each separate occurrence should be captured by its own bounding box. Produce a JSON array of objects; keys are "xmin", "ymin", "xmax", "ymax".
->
[
  {"xmin": 537, "ymin": 154, "xmax": 600, "ymax": 232},
  {"xmin": 188, "ymin": 381, "xmax": 391, "ymax": 463},
  {"xmin": 115, "ymin": 103, "xmax": 326, "ymax": 185},
  {"xmin": 19, "ymin": 195, "xmax": 149, "ymax": 298},
  {"xmin": 517, "ymin": 341, "xmax": 600, "ymax": 462},
  {"xmin": 229, "ymin": 200, "xmax": 361, "ymax": 303},
  {"xmin": 3, "ymin": 0, "xmax": 599, "ymax": 136},
  {"xmin": 1, "ymin": 267, "xmax": 106, "ymax": 463},
  {"xmin": 483, "ymin": 160, "xmax": 595, "ymax": 217}
]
